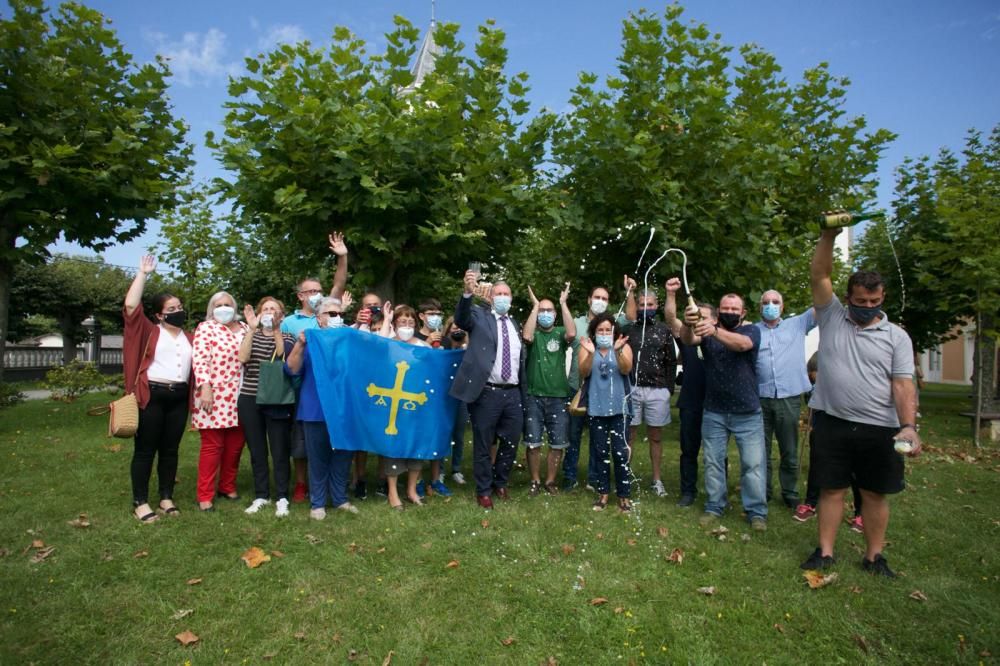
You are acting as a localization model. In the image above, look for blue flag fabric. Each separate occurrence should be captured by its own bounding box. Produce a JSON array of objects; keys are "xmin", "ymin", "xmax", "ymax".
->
[{"xmin": 305, "ymin": 327, "xmax": 465, "ymax": 459}]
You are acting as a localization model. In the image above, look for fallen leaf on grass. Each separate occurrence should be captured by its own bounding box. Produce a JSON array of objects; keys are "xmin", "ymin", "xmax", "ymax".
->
[
  {"xmin": 103, "ymin": 442, "xmax": 122, "ymax": 453},
  {"xmin": 304, "ymin": 534, "xmax": 322, "ymax": 545},
  {"xmin": 445, "ymin": 560, "xmax": 459, "ymax": 569},
  {"xmin": 30, "ymin": 546, "xmax": 55, "ymax": 563},
  {"xmin": 626, "ymin": 538, "xmax": 637, "ymax": 546},
  {"xmin": 294, "ymin": 631, "xmax": 306, "ymax": 640},
  {"xmin": 561, "ymin": 544, "xmax": 575, "ymax": 556},
  {"xmin": 67, "ymin": 514, "xmax": 90, "ymax": 528},
  {"xmin": 595, "ymin": 532, "xmax": 604, "ymax": 540},
  {"xmin": 347, "ymin": 649, "xmax": 361, "ymax": 661},
  {"xmin": 803, "ymin": 570, "xmax": 838, "ymax": 589},
  {"xmin": 852, "ymin": 634, "xmax": 869, "ymax": 654},
  {"xmin": 240, "ymin": 546, "xmax": 271, "ymax": 569},
  {"xmin": 773, "ymin": 623, "xmax": 785, "ymax": 634},
  {"xmin": 0, "ymin": 548, "xmax": 8, "ymax": 558},
  {"xmin": 270, "ymin": 550, "xmax": 285, "ymax": 559},
  {"xmin": 382, "ymin": 650, "xmax": 395, "ymax": 666},
  {"xmin": 481, "ymin": 519, "xmax": 490, "ymax": 529},
  {"xmin": 186, "ymin": 578, "xmax": 202, "ymax": 586},
  {"xmin": 909, "ymin": 590, "xmax": 928, "ymax": 602},
  {"xmin": 540, "ymin": 657, "xmax": 558, "ymax": 666},
  {"xmin": 31, "ymin": 539, "xmax": 45, "ymax": 549},
  {"xmin": 657, "ymin": 526, "xmax": 669, "ymax": 538},
  {"xmin": 421, "ymin": 542, "xmax": 432, "ymax": 549},
  {"xmin": 740, "ymin": 534, "xmax": 751, "ymax": 543},
  {"xmin": 666, "ymin": 548, "xmax": 684, "ymax": 565},
  {"xmin": 589, "ymin": 597, "xmax": 608, "ymax": 606},
  {"xmin": 133, "ymin": 550, "xmax": 148, "ymax": 559},
  {"xmin": 710, "ymin": 526, "xmax": 729, "ymax": 537},
  {"xmin": 175, "ymin": 630, "xmax": 199, "ymax": 646},
  {"xmin": 696, "ymin": 586, "xmax": 716, "ymax": 596},
  {"xmin": 376, "ymin": 547, "xmax": 386, "ymax": 554},
  {"xmin": 171, "ymin": 609, "xmax": 193, "ymax": 620},
  {"xmin": 981, "ymin": 649, "xmax": 992, "ymax": 657},
  {"xmin": 347, "ymin": 542, "xmax": 359, "ymax": 554},
  {"xmin": 849, "ymin": 585, "xmax": 862, "ymax": 594},
  {"xmin": 100, "ymin": 551, "xmax": 113, "ymax": 562},
  {"xmin": 263, "ymin": 652, "xmax": 278, "ymax": 660},
  {"xmin": 500, "ymin": 637, "xmax": 515, "ymax": 646}
]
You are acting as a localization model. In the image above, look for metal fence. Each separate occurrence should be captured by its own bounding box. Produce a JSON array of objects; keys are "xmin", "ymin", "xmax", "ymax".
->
[{"xmin": 3, "ymin": 346, "xmax": 123, "ymax": 381}]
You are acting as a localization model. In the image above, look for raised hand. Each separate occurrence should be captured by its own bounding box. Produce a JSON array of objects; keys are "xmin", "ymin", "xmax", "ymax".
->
[
  {"xmin": 614, "ymin": 334, "xmax": 630, "ymax": 351},
  {"xmin": 328, "ymin": 231, "xmax": 348, "ymax": 256},
  {"xmin": 340, "ymin": 290, "xmax": 354, "ymax": 311},
  {"xmin": 559, "ymin": 282, "xmax": 571, "ymax": 305},
  {"xmin": 693, "ymin": 319, "xmax": 715, "ymax": 338},
  {"xmin": 623, "ymin": 275, "xmax": 637, "ymax": 292},
  {"xmin": 527, "ymin": 285, "xmax": 539, "ymax": 307},
  {"xmin": 139, "ymin": 255, "xmax": 157, "ymax": 275},
  {"xmin": 665, "ymin": 277, "xmax": 681, "ymax": 293},
  {"xmin": 382, "ymin": 300, "xmax": 393, "ymax": 320},
  {"xmin": 356, "ymin": 307, "xmax": 371, "ymax": 326},
  {"xmin": 463, "ymin": 270, "xmax": 478, "ymax": 295},
  {"xmin": 475, "ymin": 282, "xmax": 493, "ymax": 303},
  {"xmin": 243, "ymin": 304, "xmax": 259, "ymax": 329},
  {"xmin": 579, "ymin": 336, "xmax": 596, "ymax": 354}
]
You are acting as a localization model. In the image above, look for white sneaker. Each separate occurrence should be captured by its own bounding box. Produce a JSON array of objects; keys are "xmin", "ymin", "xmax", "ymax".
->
[
  {"xmin": 275, "ymin": 498, "xmax": 290, "ymax": 517},
  {"xmin": 244, "ymin": 498, "xmax": 270, "ymax": 514},
  {"xmin": 336, "ymin": 502, "xmax": 359, "ymax": 515},
  {"xmin": 651, "ymin": 480, "xmax": 667, "ymax": 497},
  {"xmin": 309, "ymin": 508, "xmax": 326, "ymax": 521},
  {"xmin": 452, "ymin": 472, "xmax": 466, "ymax": 485}
]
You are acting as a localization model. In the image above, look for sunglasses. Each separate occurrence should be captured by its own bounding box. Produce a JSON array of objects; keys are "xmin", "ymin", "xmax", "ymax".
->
[{"xmin": 322, "ymin": 311, "xmax": 341, "ymax": 317}]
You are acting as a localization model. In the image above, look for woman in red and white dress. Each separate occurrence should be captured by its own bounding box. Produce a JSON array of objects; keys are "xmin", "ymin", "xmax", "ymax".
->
[{"xmin": 192, "ymin": 291, "xmax": 249, "ymax": 511}]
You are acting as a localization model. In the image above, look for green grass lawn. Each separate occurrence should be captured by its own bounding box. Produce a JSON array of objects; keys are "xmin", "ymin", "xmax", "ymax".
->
[{"xmin": 1, "ymin": 383, "xmax": 998, "ymax": 664}]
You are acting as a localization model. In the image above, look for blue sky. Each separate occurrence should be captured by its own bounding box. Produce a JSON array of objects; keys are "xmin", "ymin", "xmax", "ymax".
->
[{"xmin": 45, "ymin": 0, "xmax": 1000, "ymax": 270}]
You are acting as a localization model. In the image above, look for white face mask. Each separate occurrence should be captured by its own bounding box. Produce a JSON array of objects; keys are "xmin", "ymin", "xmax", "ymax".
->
[
  {"xmin": 397, "ymin": 326, "xmax": 415, "ymax": 342},
  {"xmin": 590, "ymin": 299, "xmax": 608, "ymax": 315},
  {"xmin": 213, "ymin": 305, "xmax": 235, "ymax": 324},
  {"xmin": 260, "ymin": 314, "xmax": 274, "ymax": 329},
  {"xmin": 426, "ymin": 314, "xmax": 443, "ymax": 331},
  {"xmin": 329, "ymin": 315, "xmax": 344, "ymax": 328},
  {"xmin": 307, "ymin": 293, "xmax": 323, "ymax": 311}
]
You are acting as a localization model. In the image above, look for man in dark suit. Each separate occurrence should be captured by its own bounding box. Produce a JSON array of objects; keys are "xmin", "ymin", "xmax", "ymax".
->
[{"xmin": 450, "ymin": 269, "xmax": 524, "ymax": 509}]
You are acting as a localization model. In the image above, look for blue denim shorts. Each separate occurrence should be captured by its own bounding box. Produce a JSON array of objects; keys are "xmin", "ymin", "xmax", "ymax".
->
[{"xmin": 523, "ymin": 394, "xmax": 570, "ymax": 449}]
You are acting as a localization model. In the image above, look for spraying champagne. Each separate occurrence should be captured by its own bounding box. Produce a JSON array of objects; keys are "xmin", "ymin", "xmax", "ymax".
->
[{"xmin": 818, "ymin": 209, "xmax": 885, "ymax": 231}]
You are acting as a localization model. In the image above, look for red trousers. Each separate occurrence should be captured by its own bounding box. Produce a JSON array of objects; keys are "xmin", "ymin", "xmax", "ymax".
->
[{"xmin": 197, "ymin": 426, "xmax": 245, "ymax": 502}]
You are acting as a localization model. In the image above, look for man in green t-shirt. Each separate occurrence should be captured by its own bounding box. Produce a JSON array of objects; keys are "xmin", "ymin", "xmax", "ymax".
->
[{"xmin": 522, "ymin": 283, "xmax": 577, "ymax": 495}]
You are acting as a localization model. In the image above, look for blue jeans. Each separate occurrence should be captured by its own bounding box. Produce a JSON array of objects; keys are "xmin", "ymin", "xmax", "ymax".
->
[
  {"xmin": 702, "ymin": 409, "xmax": 766, "ymax": 520},
  {"xmin": 301, "ymin": 421, "xmax": 354, "ymax": 509},
  {"xmin": 523, "ymin": 395, "xmax": 570, "ymax": 449},
  {"xmin": 562, "ymin": 412, "xmax": 598, "ymax": 485},
  {"xmin": 450, "ymin": 402, "xmax": 469, "ymax": 473},
  {"xmin": 588, "ymin": 415, "xmax": 632, "ymax": 498}
]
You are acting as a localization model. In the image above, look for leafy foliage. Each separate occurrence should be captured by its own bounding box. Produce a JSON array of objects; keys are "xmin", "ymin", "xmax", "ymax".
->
[
  {"xmin": 0, "ymin": 381, "xmax": 26, "ymax": 409},
  {"xmin": 43, "ymin": 359, "xmax": 105, "ymax": 402}
]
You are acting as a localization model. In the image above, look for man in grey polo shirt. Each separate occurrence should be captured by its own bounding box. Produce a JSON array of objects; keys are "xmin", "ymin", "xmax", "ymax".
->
[
  {"xmin": 755, "ymin": 290, "xmax": 816, "ymax": 509},
  {"xmin": 801, "ymin": 226, "xmax": 921, "ymax": 578}
]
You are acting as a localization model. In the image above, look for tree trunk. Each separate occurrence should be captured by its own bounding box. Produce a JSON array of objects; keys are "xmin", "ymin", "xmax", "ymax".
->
[
  {"xmin": 374, "ymin": 260, "xmax": 399, "ymax": 305},
  {"xmin": 60, "ymin": 315, "xmax": 77, "ymax": 366},
  {"xmin": 974, "ymin": 310, "xmax": 982, "ymax": 448},
  {"xmin": 0, "ymin": 222, "xmax": 14, "ymax": 383}
]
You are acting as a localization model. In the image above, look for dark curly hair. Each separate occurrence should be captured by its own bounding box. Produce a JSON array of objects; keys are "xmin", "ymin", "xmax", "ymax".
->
[{"xmin": 587, "ymin": 312, "xmax": 620, "ymax": 341}]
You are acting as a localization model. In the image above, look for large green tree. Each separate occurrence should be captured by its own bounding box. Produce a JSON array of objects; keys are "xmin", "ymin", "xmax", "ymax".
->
[
  {"xmin": 541, "ymin": 6, "xmax": 893, "ymax": 312},
  {"xmin": 208, "ymin": 17, "xmax": 555, "ymax": 304},
  {"xmin": 0, "ymin": 0, "xmax": 191, "ymax": 377}
]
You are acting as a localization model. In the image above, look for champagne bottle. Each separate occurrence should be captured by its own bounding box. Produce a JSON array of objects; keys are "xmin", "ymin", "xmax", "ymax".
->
[{"xmin": 817, "ymin": 209, "xmax": 885, "ymax": 231}]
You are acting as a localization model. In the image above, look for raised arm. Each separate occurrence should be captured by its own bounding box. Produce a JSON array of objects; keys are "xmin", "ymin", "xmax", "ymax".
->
[
  {"xmin": 124, "ymin": 255, "xmax": 157, "ymax": 316},
  {"xmin": 328, "ymin": 232, "xmax": 349, "ymax": 298},
  {"xmin": 578, "ymin": 337, "xmax": 596, "ymax": 379},
  {"xmin": 454, "ymin": 270, "xmax": 478, "ymax": 332},
  {"xmin": 613, "ymin": 335, "xmax": 633, "ymax": 374},
  {"xmin": 680, "ymin": 308, "xmax": 703, "ymax": 346},
  {"xmin": 811, "ymin": 228, "xmax": 840, "ymax": 307},
  {"xmin": 522, "ymin": 285, "xmax": 540, "ymax": 343},
  {"xmin": 663, "ymin": 277, "xmax": 683, "ymax": 338},
  {"xmin": 623, "ymin": 275, "xmax": 637, "ymax": 322},
  {"xmin": 560, "ymin": 282, "xmax": 576, "ymax": 343}
]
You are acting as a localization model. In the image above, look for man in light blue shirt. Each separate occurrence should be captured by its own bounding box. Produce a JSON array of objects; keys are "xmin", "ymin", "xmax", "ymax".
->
[{"xmin": 755, "ymin": 290, "xmax": 816, "ymax": 509}]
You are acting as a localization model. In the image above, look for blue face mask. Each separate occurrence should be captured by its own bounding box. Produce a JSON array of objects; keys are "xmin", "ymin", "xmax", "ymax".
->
[
  {"xmin": 762, "ymin": 303, "xmax": 781, "ymax": 321},
  {"xmin": 639, "ymin": 308, "xmax": 657, "ymax": 321},
  {"xmin": 596, "ymin": 334, "xmax": 613, "ymax": 350},
  {"xmin": 307, "ymin": 293, "xmax": 323, "ymax": 311},
  {"xmin": 493, "ymin": 295, "xmax": 512, "ymax": 315},
  {"xmin": 537, "ymin": 311, "xmax": 556, "ymax": 328},
  {"xmin": 426, "ymin": 314, "xmax": 443, "ymax": 331}
]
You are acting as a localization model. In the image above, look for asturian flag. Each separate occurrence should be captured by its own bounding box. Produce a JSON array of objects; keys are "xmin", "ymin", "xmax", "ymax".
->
[{"xmin": 305, "ymin": 327, "xmax": 465, "ymax": 459}]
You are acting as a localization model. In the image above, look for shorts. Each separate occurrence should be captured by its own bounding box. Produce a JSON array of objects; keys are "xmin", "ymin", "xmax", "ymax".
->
[
  {"xmin": 383, "ymin": 458, "xmax": 425, "ymax": 475},
  {"xmin": 290, "ymin": 420, "xmax": 307, "ymax": 459},
  {"xmin": 523, "ymin": 394, "xmax": 570, "ymax": 450},
  {"xmin": 629, "ymin": 386, "xmax": 672, "ymax": 427},
  {"xmin": 811, "ymin": 411, "xmax": 904, "ymax": 494}
]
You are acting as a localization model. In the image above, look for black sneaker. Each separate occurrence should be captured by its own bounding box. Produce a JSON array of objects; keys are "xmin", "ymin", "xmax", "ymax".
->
[
  {"xmin": 676, "ymin": 494, "xmax": 695, "ymax": 508},
  {"xmin": 353, "ymin": 480, "xmax": 367, "ymax": 500},
  {"xmin": 861, "ymin": 553, "xmax": 896, "ymax": 578},
  {"xmin": 800, "ymin": 547, "xmax": 836, "ymax": 570},
  {"xmin": 375, "ymin": 480, "xmax": 388, "ymax": 498}
]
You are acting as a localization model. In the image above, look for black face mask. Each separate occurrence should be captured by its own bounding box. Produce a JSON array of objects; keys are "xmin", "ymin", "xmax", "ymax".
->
[
  {"xmin": 848, "ymin": 302, "xmax": 882, "ymax": 325},
  {"xmin": 718, "ymin": 312, "xmax": 742, "ymax": 331},
  {"xmin": 162, "ymin": 311, "xmax": 187, "ymax": 327},
  {"xmin": 450, "ymin": 330, "xmax": 467, "ymax": 341}
]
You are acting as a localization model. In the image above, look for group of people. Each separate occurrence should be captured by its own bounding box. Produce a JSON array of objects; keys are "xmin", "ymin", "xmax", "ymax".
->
[{"xmin": 123, "ymin": 227, "xmax": 920, "ymax": 577}]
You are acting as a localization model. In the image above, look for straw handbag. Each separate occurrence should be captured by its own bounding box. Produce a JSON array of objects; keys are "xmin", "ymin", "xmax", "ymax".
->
[{"xmin": 89, "ymin": 337, "xmax": 148, "ymax": 438}]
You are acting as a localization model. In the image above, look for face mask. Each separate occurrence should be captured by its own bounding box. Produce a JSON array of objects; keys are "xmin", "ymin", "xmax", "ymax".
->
[
  {"xmin": 849, "ymin": 302, "xmax": 882, "ymax": 325},
  {"xmin": 718, "ymin": 312, "xmax": 741, "ymax": 331},
  {"xmin": 537, "ymin": 312, "xmax": 556, "ymax": 328},
  {"xmin": 595, "ymin": 334, "xmax": 613, "ymax": 350},
  {"xmin": 639, "ymin": 308, "xmax": 657, "ymax": 321},
  {"xmin": 307, "ymin": 293, "xmax": 323, "ymax": 311},
  {"xmin": 450, "ymin": 330, "xmax": 467, "ymax": 341},
  {"xmin": 493, "ymin": 295, "xmax": 512, "ymax": 315},
  {"xmin": 426, "ymin": 315, "xmax": 443, "ymax": 331},
  {"xmin": 329, "ymin": 315, "xmax": 344, "ymax": 328},
  {"xmin": 397, "ymin": 326, "xmax": 415, "ymax": 341},
  {"xmin": 213, "ymin": 306, "xmax": 235, "ymax": 325},
  {"xmin": 590, "ymin": 299, "xmax": 608, "ymax": 315},
  {"xmin": 162, "ymin": 311, "xmax": 186, "ymax": 327},
  {"xmin": 260, "ymin": 314, "xmax": 274, "ymax": 329},
  {"xmin": 761, "ymin": 303, "xmax": 781, "ymax": 322}
]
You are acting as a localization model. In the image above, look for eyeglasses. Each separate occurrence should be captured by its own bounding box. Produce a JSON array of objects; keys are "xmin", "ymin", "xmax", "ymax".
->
[
  {"xmin": 599, "ymin": 359, "xmax": 612, "ymax": 379},
  {"xmin": 299, "ymin": 288, "xmax": 322, "ymax": 295},
  {"xmin": 761, "ymin": 300, "xmax": 781, "ymax": 305},
  {"xmin": 424, "ymin": 311, "xmax": 443, "ymax": 317},
  {"xmin": 538, "ymin": 308, "xmax": 556, "ymax": 314},
  {"xmin": 322, "ymin": 311, "xmax": 341, "ymax": 317}
]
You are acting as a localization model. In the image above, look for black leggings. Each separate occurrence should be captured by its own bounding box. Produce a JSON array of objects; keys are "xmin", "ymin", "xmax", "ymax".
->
[
  {"xmin": 237, "ymin": 394, "xmax": 292, "ymax": 500},
  {"xmin": 131, "ymin": 384, "xmax": 189, "ymax": 505}
]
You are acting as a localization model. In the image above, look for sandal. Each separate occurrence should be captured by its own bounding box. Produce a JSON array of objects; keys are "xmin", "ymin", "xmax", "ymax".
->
[
  {"xmin": 528, "ymin": 481, "xmax": 542, "ymax": 496},
  {"xmin": 592, "ymin": 495, "xmax": 608, "ymax": 512},
  {"xmin": 544, "ymin": 481, "xmax": 559, "ymax": 495},
  {"xmin": 134, "ymin": 509, "xmax": 158, "ymax": 523},
  {"xmin": 159, "ymin": 501, "xmax": 180, "ymax": 515},
  {"xmin": 389, "ymin": 502, "xmax": 404, "ymax": 512},
  {"xmin": 405, "ymin": 496, "xmax": 424, "ymax": 506},
  {"xmin": 618, "ymin": 498, "xmax": 632, "ymax": 513},
  {"xmin": 216, "ymin": 491, "xmax": 240, "ymax": 501}
]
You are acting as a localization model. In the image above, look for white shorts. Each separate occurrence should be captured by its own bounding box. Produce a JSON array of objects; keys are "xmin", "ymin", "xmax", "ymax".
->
[{"xmin": 630, "ymin": 386, "xmax": 672, "ymax": 427}]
